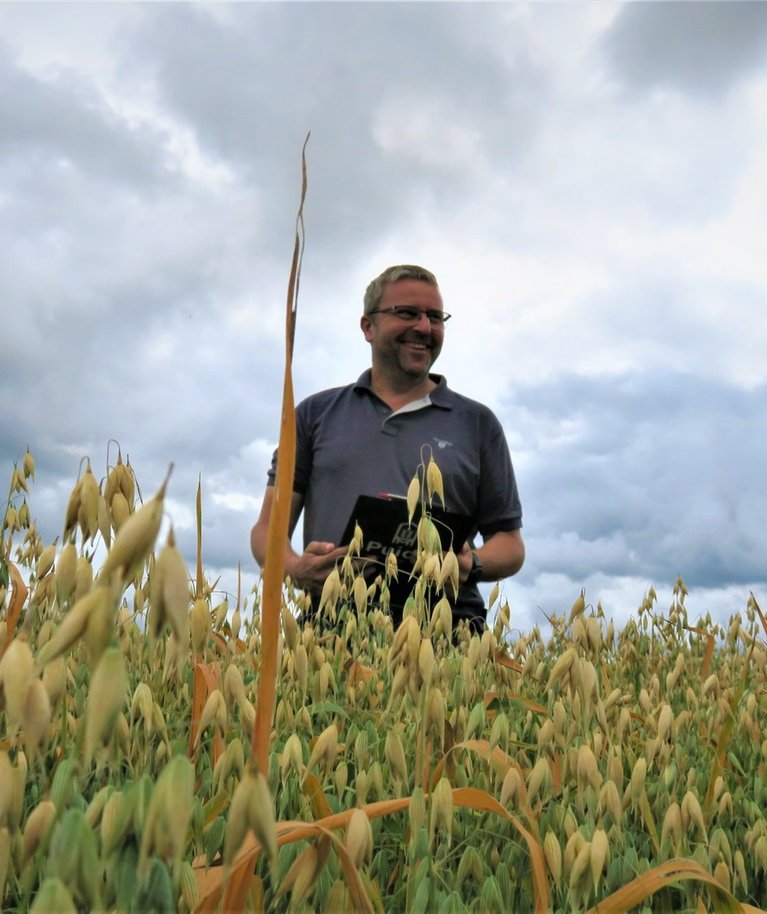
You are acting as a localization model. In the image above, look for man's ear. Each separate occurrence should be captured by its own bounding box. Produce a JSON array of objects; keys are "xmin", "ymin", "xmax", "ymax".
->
[{"xmin": 360, "ymin": 314, "xmax": 374, "ymax": 342}]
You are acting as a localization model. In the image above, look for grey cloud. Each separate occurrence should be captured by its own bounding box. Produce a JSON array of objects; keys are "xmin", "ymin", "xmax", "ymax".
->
[
  {"xmin": 125, "ymin": 3, "xmax": 545, "ymax": 257},
  {"xmin": 500, "ymin": 370, "xmax": 766, "ymax": 590},
  {"xmin": 601, "ymin": 1, "xmax": 767, "ymax": 96},
  {"xmin": 0, "ymin": 43, "xmax": 171, "ymax": 187},
  {"xmin": 1, "ymin": 3, "xmax": 763, "ymax": 638}
]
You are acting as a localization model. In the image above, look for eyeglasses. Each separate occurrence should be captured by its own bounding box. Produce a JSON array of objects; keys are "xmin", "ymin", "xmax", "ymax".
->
[{"xmin": 368, "ymin": 306, "xmax": 452, "ymax": 325}]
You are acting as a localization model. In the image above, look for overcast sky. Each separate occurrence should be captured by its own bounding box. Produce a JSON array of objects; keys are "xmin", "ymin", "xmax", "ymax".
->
[{"xmin": 2, "ymin": 1, "xmax": 766, "ymax": 635}]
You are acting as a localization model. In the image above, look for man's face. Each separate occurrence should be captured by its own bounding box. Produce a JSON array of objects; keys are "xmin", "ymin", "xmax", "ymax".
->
[{"xmin": 360, "ymin": 279, "xmax": 445, "ymax": 382}]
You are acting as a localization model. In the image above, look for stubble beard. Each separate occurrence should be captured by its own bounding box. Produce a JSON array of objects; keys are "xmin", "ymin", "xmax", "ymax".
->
[{"xmin": 383, "ymin": 337, "xmax": 438, "ymax": 385}]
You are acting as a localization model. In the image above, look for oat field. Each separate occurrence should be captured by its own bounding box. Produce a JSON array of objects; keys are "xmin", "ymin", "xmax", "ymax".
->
[{"xmin": 1, "ymin": 450, "xmax": 767, "ymax": 913}]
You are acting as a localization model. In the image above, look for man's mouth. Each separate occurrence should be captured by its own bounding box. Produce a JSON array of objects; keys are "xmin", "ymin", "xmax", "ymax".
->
[{"xmin": 399, "ymin": 336, "xmax": 432, "ymax": 350}]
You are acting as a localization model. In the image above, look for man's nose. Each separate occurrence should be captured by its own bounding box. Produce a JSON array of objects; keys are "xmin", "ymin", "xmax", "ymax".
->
[{"xmin": 413, "ymin": 311, "xmax": 432, "ymax": 331}]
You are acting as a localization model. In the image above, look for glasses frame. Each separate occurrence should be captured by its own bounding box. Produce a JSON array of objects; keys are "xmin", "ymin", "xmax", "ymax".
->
[{"xmin": 367, "ymin": 306, "xmax": 452, "ymax": 325}]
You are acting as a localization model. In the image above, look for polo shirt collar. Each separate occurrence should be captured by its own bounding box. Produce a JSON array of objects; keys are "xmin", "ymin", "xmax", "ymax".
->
[{"xmin": 353, "ymin": 370, "xmax": 454, "ymax": 410}]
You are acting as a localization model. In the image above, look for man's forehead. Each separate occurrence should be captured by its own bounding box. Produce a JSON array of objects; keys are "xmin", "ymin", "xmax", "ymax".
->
[{"xmin": 381, "ymin": 278, "xmax": 443, "ymax": 305}]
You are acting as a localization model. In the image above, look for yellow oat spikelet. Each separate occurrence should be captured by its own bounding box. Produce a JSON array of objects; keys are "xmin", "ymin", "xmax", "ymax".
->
[
  {"xmin": 21, "ymin": 800, "xmax": 56, "ymax": 866},
  {"xmin": 0, "ymin": 754, "xmax": 14, "ymax": 827},
  {"xmin": 500, "ymin": 765, "xmax": 524, "ymax": 807},
  {"xmin": 224, "ymin": 771, "xmax": 256, "ymax": 866},
  {"xmin": 101, "ymin": 791, "xmax": 132, "ymax": 857},
  {"xmin": 214, "ymin": 600, "xmax": 229, "ymax": 631},
  {"xmin": 84, "ymin": 647, "xmax": 127, "ymax": 764},
  {"xmin": 106, "ymin": 451, "xmax": 135, "ymax": 509},
  {"xmin": 280, "ymin": 842, "xmax": 320, "ymax": 905},
  {"xmin": 42, "ymin": 656, "xmax": 67, "ymax": 709},
  {"xmin": 100, "ymin": 467, "xmax": 171, "ymax": 587},
  {"xmin": 417, "ymin": 637, "xmax": 435, "ymax": 691},
  {"xmin": 306, "ymin": 723, "xmax": 339, "ymax": 776},
  {"xmin": 576, "ymin": 744, "xmax": 601, "ymax": 794},
  {"xmin": 629, "ymin": 757, "xmax": 647, "ymax": 805},
  {"xmin": 294, "ymin": 644, "xmax": 309, "ymax": 695},
  {"xmin": 74, "ymin": 556, "xmax": 94, "ymax": 602},
  {"xmin": 12, "ymin": 466, "xmax": 29, "ymax": 495},
  {"xmin": 384, "ymin": 730, "xmax": 408, "ymax": 786},
  {"xmin": 239, "ymin": 697, "xmax": 256, "ymax": 734},
  {"xmin": 195, "ymin": 688, "xmax": 227, "ymax": 745},
  {"xmin": 84, "ymin": 584, "xmax": 118, "ymax": 666},
  {"xmin": 546, "ymin": 646, "xmax": 577, "ymax": 692},
  {"xmin": 352, "ymin": 575, "xmax": 368, "ymax": 616},
  {"xmin": 0, "ymin": 826, "xmax": 10, "ymax": 900},
  {"xmin": 247, "ymin": 769, "xmax": 278, "ymax": 871},
  {"xmin": 223, "ymin": 663, "xmax": 247, "ymax": 709},
  {"xmin": 110, "ymin": 492, "xmax": 131, "ymax": 532},
  {"xmin": 346, "ymin": 808, "xmax": 373, "ymax": 868},
  {"xmin": 36, "ymin": 542, "xmax": 57, "ymax": 580},
  {"xmin": 528, "ymin": 757, "xmax": 552, "ymax": 805},
  {"xmin": 36, "ymin": 585, "xmax": 112, "ymax": 670},
  {"xmin": 78, "ymin": 462, "xmax": 101, "ymax": 542},
  {"xmin": 569, "ymin": 589, "xmax": 586, "ymax": 623},
  {"xmin": 97, "ymin": 494, "xmax": 111, "ymax": 548},
  {"xmin": 190, "ymin": 598, "xmax": 211, "ymax": 656},
  {"xmin": 385, "ymin": 551, "xmax": 398, "ymax": 582},
  {"xmin": 231, "ymin": 606, "xmax": 241, "ymax": 641},
  {"xmin": 22, "ymin": 678, "xmax": 51, "ymax": 760},
  {"xmin": 590, "ymin": 827, "xmax": 609, "ymax": 891},
  {"xmin": 437, "ymin": 549, "xmax": 460, "ymax": 600},
  {"xmin": 23, "ymin": 447, "xmax": 36, "ymax": 480},
  {"xmin": 417, "ymin": 516, "xmax": 442, "ymax": 554},
  {"xmin": 681, "ymin": 789, "xmax": 707, "ymax": 838},
  {"xmin": 131, "ymin": 683, "xmax": 154, "ymax": 738},
  {"xmin": 3, "ymin": 505, "xmax": 19, "ymax": 534},
  {"xmin": 569, "ymin": 840, "xmax": 592, "ymax": 893},
  {"xmin": 318, "ymin": 568, "xmax": 341, "ymax": 617},
  {"xmin": 149, "ymin": 527, "xmax": 191, "ymax": 643},
  {"xmin": 63, "ymin": 477, "xmax": 83, "ymax": 541},
  {"xmin": 281, "ymin": 733, "xmax": 304, "ymax": 779},
  {"xmin": 426, "ymin": 456, "xmax": 445, "ymax": 507},
  {"xmin": 544, "ymin": 831, "xmax": 562, "ymax": 884},
  {"xmin": 661, "ymin": 802, "xmax": 682, "ymax": 848},
  {"xmin": 0, "ymin": 639, "xmax": 35, "ymax": 731},
  {"xmin": 429, "ymin": 776, "xmax": 454, "ymax": 843},
  {"xmin": 138, "ymin": 755, "xmax": 194, "ymax": 874},
  {"xmin": 406, "ymin": 473, "xmax": 421, "ymax": 524},
  {"xmin": 424, "ymin": 686, "xmax": 446, "ymax": 747},
  {"xmin": 55, "ymin": 542, "xmax": 78, "ymax": 606},
  {"xmin": 657, "ymin": 702, "xmax": 673, "ymax": 742}
]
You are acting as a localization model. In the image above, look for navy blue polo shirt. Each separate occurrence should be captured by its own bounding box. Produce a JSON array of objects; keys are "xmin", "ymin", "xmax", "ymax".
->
[{"xmin": 267, "ymin": 371, "xmax": 522, "ymax": 622}]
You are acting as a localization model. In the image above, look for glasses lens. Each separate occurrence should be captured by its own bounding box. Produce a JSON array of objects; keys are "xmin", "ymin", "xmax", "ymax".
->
[
  {"xmin": 401, "ymin": 308, "xmax": 448, "ymax": 324},
  {"xmin": 378, "ymin": 307, "xmax": 448, "ymax": 324}
]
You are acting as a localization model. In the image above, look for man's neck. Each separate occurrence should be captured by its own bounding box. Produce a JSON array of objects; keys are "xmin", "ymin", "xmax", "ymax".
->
[{"xmin": 369, "ymin": 369, "xmax": 437, "ymax": 412}]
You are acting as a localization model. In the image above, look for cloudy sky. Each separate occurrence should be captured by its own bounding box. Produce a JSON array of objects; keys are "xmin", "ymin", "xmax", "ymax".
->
[{"xmin": 2, "ymin": 1, "xmax": 766, "ymax": 635}]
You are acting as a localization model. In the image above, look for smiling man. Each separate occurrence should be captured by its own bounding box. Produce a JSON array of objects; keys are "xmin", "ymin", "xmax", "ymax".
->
[{"xmin": 250, "ymin": 264, "xmax": 524, "ymax": 631}]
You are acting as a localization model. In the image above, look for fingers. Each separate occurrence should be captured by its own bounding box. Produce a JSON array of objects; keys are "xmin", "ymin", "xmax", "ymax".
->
[{"xmin": 305, "ymin": 541, "xmax": 337, "ymax": 555}]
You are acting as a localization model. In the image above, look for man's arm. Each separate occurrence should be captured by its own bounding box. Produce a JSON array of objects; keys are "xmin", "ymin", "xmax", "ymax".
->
[
  {"xmin": 250, "ymin": 485, "xmax": 346, "ymax": 594},
  {"xmin": 456, "ymin": 529, "xmax": 525, "ymax": 584}
]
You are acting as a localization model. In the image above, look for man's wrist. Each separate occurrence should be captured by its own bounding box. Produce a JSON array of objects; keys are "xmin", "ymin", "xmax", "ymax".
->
[{"xmin": 466, "ymin": 549, "xmax": 483, "ymax": 585}]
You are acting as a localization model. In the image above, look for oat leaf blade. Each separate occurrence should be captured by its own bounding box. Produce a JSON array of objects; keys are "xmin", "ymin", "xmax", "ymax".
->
[{"xmin": 252, "ymin": 135, "xmax": 309, "ymax": 774}]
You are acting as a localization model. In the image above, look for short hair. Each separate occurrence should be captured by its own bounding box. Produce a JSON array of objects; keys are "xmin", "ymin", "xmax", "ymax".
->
[{"xmin": 363, "ymin": 264, "xmax": 439, "ymax": 315}]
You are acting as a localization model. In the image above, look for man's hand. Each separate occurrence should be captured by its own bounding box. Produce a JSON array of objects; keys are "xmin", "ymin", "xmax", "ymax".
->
[
  {"xmin": 286, "ymin": 541, "xmax": 348, "ymax": 594},
  {"xmin": 457, "ymin": 541, "xmax": 474, "ymax": 584}
]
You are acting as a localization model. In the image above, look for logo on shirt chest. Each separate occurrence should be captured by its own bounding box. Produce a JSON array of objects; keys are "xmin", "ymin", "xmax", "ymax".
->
[{"xmin": 433, "ymin": 437, "xmax": 454, "ymax": 450}]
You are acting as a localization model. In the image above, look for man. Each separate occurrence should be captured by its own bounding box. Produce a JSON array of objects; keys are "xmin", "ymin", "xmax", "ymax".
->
[{"xmin": 250, "ymin": 264, "xmax": 524, "ymax": 630}]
